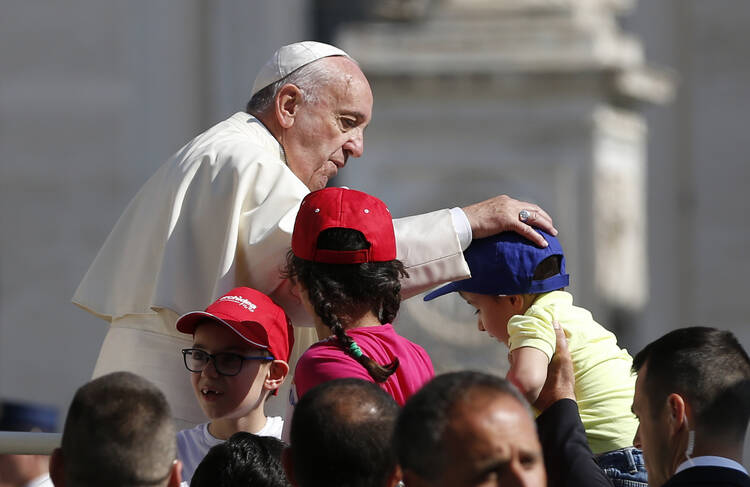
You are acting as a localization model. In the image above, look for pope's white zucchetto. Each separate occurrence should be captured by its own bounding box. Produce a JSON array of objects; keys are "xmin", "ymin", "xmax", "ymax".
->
[{"xmin": 251, "ymin": 41, "xmax": 351, "ymax": 97}]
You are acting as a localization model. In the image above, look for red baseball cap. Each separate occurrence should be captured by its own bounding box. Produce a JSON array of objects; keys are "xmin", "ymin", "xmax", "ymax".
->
[
  {"xmin": 175, "ymin": 287, "xmax": 294, "ymax": 363},
  {"xmin": 292, "ymin": 187, "xmax": 396, "ymax": 264}
]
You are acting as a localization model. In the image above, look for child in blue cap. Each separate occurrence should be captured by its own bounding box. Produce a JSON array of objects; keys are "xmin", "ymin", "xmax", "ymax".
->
[{"xmin": 424, "ymin": 230, "xmax": 647, "ymax": 487}]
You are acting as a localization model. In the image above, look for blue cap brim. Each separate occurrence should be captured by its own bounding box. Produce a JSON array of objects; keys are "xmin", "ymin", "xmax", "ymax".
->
[{"xmin": 423, "ymin": 280, "xmax": 464, "ymax": 301}]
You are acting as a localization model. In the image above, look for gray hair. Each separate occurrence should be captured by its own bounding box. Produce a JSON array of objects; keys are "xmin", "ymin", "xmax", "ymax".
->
[
  {"xmin": 246, "ymin": 56, "xmax": 346, "ymax": 115},
  {"xmin": 60, "ymin": 372, "xmax": 176, "ymax": 487}
]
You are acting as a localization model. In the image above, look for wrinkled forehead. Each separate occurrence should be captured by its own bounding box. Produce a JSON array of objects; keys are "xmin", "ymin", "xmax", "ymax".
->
[{"xmin": 316, "ymin": 57, "xmax": 372, "ymax": 102}]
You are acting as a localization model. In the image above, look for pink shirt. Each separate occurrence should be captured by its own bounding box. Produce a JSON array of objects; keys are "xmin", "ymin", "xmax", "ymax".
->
[{"xmin": 294, "ymin": 324, "xmax": 434, "ymax": 405}]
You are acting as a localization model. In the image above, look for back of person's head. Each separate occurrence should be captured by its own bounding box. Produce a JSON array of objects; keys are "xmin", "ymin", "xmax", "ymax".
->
[
  {"xmin": 191, "ymin": 432, "xmax": 289, "ymax": 487},
  {"xmin": 285, "ymin": 188, "xmax": 408, "ymax": 383},
  {"xmin": 51, "ymin": 371, "xmax": 177, "ymax": 487},
  {"xmin": 285, "ymin": 378, "xmax": 400, "ymax": 487},
  {"xmin": 394, "ymin": 371, "xmax": 530, "ymax": 482},
  {"xmin": 633, "ymin": 326, "xmax": 750, "ymax": 440}
]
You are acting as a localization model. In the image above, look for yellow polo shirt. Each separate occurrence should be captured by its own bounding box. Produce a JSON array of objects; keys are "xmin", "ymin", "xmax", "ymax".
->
[{"xmin": 508, "ymin": 291, "xmax": 638, "ymax": 454}]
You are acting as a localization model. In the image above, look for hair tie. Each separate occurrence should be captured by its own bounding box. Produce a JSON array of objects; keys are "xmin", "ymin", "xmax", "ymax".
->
[{"xmin": 349, "ymin": 341, "xmax": 364, "ymax": 358}]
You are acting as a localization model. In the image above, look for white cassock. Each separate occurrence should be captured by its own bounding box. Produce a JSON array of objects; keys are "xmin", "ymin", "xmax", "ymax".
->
[{"xmin": 73, "ymin": 112, "xmax": 470, "ymax": 427}]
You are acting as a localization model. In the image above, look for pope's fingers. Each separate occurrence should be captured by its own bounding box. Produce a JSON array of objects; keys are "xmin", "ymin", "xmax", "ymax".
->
[
  {"xmin": 508, "ymin": 220, "xmax": 549, "ymax": 248},
  {"xmin": 531, "ymin": 204, "xmax": 553, "ymax": 223},
  {"xmin": 519, "ymin": 207, "xmax": 558, "ymax": 237}
]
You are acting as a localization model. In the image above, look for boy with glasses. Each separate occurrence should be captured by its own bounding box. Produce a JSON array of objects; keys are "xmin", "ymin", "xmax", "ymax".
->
[{"xmin": 174, "ymin": 287, "xmax": 294, "ymax": 485}]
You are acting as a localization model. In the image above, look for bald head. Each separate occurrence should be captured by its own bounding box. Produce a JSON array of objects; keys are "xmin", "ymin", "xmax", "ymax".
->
[{"xmin": 287, "ymin": 379, "xmax": 398, "ymax": 487}]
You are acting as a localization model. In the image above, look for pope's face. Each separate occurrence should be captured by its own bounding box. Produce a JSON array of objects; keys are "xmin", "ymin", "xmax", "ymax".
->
[{"xmin": 282, "ymin": 57, "xmax": 373, "ymax": 191}]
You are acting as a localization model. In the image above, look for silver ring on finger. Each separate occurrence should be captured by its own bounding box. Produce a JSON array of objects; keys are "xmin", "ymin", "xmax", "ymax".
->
[{"xmin": 519, "ymin": 209, "xmax": 531, "ymax": 223}]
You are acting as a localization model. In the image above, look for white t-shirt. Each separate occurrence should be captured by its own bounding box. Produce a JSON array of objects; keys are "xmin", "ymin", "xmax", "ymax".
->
[
  {"xmin": 26, "ymin": 474, "xmax": 52, "ymax": 487},
  {"xmin": 177, "ymin": 416, "xmax": 283, "ymax": 485}
]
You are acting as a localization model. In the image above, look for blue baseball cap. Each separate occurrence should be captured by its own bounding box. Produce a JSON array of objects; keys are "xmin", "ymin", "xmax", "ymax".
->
[{"xmin": 423, "ymin": 229, "xmax": 569, "ymax": 300}]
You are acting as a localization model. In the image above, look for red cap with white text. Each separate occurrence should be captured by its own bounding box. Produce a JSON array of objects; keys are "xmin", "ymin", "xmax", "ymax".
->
[{"xmin": 175, "ymin": 287, "xmax": 294, "ymax": 363}]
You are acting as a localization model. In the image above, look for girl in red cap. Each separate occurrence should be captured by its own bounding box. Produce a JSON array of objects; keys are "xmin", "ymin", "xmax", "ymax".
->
[{"xmin": 285, "ymin": 187, "xmax": 434, "ymax": 405}]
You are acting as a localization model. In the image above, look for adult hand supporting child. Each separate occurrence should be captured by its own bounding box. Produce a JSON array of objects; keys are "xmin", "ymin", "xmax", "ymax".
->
[
  {"xmin": 533, "ymin": 320, "xmax": 575, "ymax": 412},
  {"xmin": 534, "ymin": 321, "xmax": 614, "ymax": 487}
]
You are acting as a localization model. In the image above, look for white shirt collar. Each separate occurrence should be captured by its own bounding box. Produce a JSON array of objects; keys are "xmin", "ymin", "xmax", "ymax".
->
[
  {"xmin": 25, "ymin": 473, "xmax": 52, "ymax": 487},
  {"xmin": 675, "ymin": 456, "xmax": 749, "ymax": 475}
]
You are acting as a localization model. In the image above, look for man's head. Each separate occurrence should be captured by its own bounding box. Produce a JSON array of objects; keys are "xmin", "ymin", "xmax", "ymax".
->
[
  {"xmin": 631, "ymin": 327, "xmax": 750, "ymax": 487},
  {"xmin": 176, "ymin": 287, "xmax": 293, "ymax": 421},
  {"xmin": 247, "ymin": 41, "xmax": 373, "ymax": 191},
  {"xmin": 395, "ymin": 371, "xmax": 546, "ymax": 487},
  {"xmin": 49, "ymin": 372, "xmax": 179, "ymax": 487},
  {"xmin": 284, "ymin": 378, "xmax": 399, "ymax": 487}
]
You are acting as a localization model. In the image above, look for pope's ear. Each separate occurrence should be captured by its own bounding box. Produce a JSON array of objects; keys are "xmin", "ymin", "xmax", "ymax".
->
[{"xmin": 275, "ymin": 84, "xmax": 304, "ymax": 129}]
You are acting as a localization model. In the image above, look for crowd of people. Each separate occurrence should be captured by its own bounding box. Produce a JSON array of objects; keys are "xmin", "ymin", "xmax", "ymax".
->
[
  {"xmin": 2, "ymin": 41, "xmax": 748, "ymax": 487},
  {"xmin": 32, "ymin": 324, "xmax": 750, "ymax": 487}
]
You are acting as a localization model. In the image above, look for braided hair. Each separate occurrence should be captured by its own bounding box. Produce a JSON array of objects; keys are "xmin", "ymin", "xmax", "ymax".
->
[{"xmin": 284, "ymin": 228, "xmax": 408, "ymax": 382}]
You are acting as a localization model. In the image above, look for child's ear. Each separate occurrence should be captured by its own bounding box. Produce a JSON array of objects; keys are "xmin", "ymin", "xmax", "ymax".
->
[
  {"xmin": 265, "ymin": 360, "xmax": 290, "ymax": 391},
  {"xmin": 507, "ymin": 294, "xmax": 526, "ymax": 312}
]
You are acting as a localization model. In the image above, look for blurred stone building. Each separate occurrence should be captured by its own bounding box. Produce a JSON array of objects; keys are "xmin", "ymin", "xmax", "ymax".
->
[{"xmin": 1, "ymin": 0, "xmax": 748, "ymax": 457}]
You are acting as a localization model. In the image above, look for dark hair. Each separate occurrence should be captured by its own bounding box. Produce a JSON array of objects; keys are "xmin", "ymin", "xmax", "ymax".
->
[
  {"xmin": 632, "ymin": 327, "xmax": 750, "ymax": 439},
  {"xmin": 289, "ymin": 378, "xmax": 400, "ymax": 487},
  {"xmin": 284, "ymin": 228, "xmax": 407, "ymax": 383},
  {"xmin": 394, "ymin": 371, "xmax": 529, "ymax": 481},
  {"xmin": 532, "ymin": 255, "xmax": 562, "ymax": 281},
  {"xmin": 191, "ymin": 432, "xmax": 289, "ymax": 487},
  {"xmin": 60, "ymin": 372, "xmax": 176, "ymax": 487}
]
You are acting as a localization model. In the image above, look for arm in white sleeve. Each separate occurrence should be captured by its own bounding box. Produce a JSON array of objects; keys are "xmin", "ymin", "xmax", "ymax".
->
[
  {"xmin": 449, "ymin": 207, "xmax": 473, "ymax": 251},
  {"xmin": 394, "ymin": 209, "xmax": 471, "ymax": 300}
]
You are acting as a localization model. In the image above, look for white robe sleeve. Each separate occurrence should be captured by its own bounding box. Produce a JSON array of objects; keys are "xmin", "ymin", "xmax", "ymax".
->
[{"xmin": 394, "ymin": 209, "xmax": 471, "ymax": 299}]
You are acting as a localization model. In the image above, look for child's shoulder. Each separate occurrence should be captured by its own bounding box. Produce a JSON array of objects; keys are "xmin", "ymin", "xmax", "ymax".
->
[{"xmin": 519, "ymin": 291, "xmax": 569, "ymax": 322}]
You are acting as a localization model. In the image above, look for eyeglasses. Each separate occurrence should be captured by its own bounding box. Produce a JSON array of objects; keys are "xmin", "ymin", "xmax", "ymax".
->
[{"xmin": 181, "ymin": 348, "xmax": 274, "ymax": 376}]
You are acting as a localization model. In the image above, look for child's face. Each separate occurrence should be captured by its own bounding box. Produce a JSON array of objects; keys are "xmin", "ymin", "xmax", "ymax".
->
[
  {"xmin": 459, "ymin": 291, "xmax": 516, "ymax": 345},
  {"xmin": 190, "ymin": 321, "xmax": 272, "ymax": 421}
]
